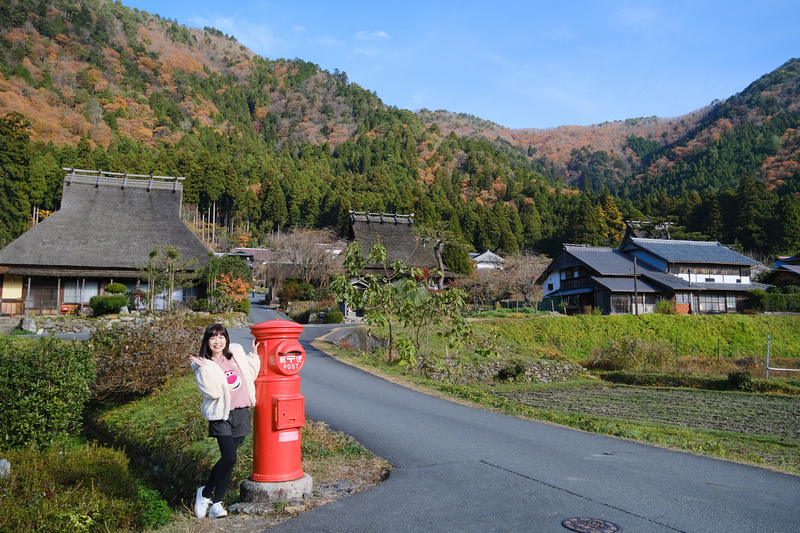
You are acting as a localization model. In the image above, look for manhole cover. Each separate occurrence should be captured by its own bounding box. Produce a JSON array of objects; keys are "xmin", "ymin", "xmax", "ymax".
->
[{"xmin": 562, "ymin": 517, "xmax": 622, "ymax": 533}]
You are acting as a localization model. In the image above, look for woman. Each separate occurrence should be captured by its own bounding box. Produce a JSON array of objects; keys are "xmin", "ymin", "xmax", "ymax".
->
[{"xmin": 189, "ymin": 323, "xmax": 260, "ymax": 518}]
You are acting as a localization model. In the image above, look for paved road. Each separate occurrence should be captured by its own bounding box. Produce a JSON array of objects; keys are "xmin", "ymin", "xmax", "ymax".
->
[{"xmin": 231, "ymin": 301, "xmax": 800, "ymax": 532}]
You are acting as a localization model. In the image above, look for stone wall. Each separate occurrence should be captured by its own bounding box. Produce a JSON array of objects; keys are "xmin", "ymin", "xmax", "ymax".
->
[
  {"xmin": 325, "ymin": 325, "xmax": 584, "ymax": 385},
  {"xmin": 429, "ymin": 359, "xmax": 584, "ymax": 385},
  {"xmin": 13, "ymin": 312, "xmax": 250, "ymax": 336}
]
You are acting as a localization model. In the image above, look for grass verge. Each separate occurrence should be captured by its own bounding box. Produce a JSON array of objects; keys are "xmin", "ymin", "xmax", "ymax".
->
[{"xmin": 317, "ymin": 336, "xmax": 800, "ymax": 477}]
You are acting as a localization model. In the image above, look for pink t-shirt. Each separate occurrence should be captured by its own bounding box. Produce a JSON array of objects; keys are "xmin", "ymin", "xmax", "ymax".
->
[{"xmin": 216, "ymin": 355, "xmax": 251, "ymax": 409}]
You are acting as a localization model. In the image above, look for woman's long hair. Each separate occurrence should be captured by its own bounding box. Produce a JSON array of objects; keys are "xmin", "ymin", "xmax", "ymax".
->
[{"xmin": 199, "ymin": 323, "xmax": 233, "ymax": 360}]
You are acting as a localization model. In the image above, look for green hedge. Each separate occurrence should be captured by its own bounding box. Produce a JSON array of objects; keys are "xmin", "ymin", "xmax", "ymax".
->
[
  {"xmin": 89, "ymin": 294, "xmax": 128, "ymax": 316},
  {"xmin": 326, "ymin": 310, "xmax": 344, "ymax": 324},
  {"xmin": 0, "ymin": 337, "xmax": 95, "ymax": 448},
  {"xmin": 600, "ymin": 370, "xmax": 800, "ymax": 395}
]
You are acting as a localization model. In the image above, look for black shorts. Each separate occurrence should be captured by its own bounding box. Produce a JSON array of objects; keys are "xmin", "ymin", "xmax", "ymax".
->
[{"xmin": 208, "ymin": 407, "xmax": 252, "ymax": 438}]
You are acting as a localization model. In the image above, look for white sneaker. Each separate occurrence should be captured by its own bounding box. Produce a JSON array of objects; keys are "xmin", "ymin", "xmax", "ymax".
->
[
  {"xmin": 209, "ymin": 502, "xmax": 228, "ymax": 518},
  {"xmin": 194, "ymin": 486, "xmax": 212, "ymax": 518}
]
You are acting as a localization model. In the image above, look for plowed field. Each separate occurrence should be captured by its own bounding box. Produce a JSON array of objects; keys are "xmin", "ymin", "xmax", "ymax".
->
[{"xmin": 496, "ymin": 386, "xmax": 800, "ymax": 440}]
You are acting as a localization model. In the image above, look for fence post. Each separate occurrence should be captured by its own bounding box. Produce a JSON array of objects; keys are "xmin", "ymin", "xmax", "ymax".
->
[
  {"xmin": 687, "ymin": 345, "xmax": 696, "ymax": 372},
  {"xmin": 766, "ymin": 334, "xmax": 771, "ymax": 380},
  {"xmin": 622, "ymin": 341, "xmax": 635, "ymax": 371}
]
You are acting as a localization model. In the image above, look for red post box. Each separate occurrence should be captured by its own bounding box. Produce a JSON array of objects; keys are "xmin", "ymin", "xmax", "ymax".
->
[{"xmin": 249, "ymin": 319, "xmax": 306, "ymax": 483}]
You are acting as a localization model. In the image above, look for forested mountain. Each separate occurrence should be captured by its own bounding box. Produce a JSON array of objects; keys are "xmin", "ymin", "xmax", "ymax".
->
[{"xmin": 1, "ymin": 0, "xmax": 799, "ymax": 264}]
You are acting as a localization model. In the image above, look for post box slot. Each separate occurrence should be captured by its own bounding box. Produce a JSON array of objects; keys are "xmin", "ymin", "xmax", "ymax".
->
[
  {"xmin": 271, "ymin": 340, "xmax": 305, "ymax": 375},
  {"xmin": 274, "ymin": 395, "xmax": 305, "ymax": 430}
]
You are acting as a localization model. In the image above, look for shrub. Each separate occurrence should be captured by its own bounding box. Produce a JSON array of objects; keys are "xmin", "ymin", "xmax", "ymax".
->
[
  {"xmin": 763, "ymin": 293, "xmax": 786, "ymax": 312},
  {"xmin": 293, "ymin": 309, "xmax": 313, "ymax": 324},
  {"xmin": 0, "ymin": 440, "xmax": 162, "ymax": 532},
  {"xmin": 191, "ymin": 298, "xmax": 209, "ymax": 312},
  {"xmin": 655, "ymin": 299, "xmax": 678, "ymax": 314},
  {"xmin": 745, "ymin": 289, "xmax": 764, "ymax": 312},
  {"xmin": 727, "ymin": 370, "xmax": 754, "ymax": 391},
  {"xmin": 279, "ymin": 278, "xmax": 302, "ymax": 303},
  {"xmin": 235, "ymin": 297, "xmax": 251, "ymax": 315},
  {"xmin": 0, "ymin": 337, "xmax": 94, "ymax": 448},
  {"xmin": 87, "ymin": 316, "xmax": 202, "ymax": 400},
  {"xmin": 326, "ymin": 310, "xmax": 344, "ymax": 324},
  {"xmin": 89, "ymin": 294, "xmax": 128, "ymax": 316},
  {"xmin": 588, "ymin": 337, "xmax": 673, "ymax": 371},
  {"xmin": 103, "ymin": 282, "xmax": 127, "ymax": 294},
  {"xmin": 496, "ymin": 360, "xmax": 527, "ymax": 382}
]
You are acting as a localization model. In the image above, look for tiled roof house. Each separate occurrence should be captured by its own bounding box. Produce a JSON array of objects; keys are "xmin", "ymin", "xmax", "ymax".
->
[
  {"xmin": 761, "ymin": 264, "xmax": 800, "ymax": 288},
  {"xmin": 0, "ymin": 169, "xmax": 210, "ymax": 316},
  {"xmin": 469, "ymin": 250, "xmax": 505, "ymax": 270},
  {"xmin": 537, "ymin": 236, "xmax": 764, "ymax": 315}
]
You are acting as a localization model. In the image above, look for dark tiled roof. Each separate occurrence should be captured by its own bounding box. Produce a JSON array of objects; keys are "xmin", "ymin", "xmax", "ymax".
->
[
  {"xmin": 637, "ymin": 270, "xmax": 693, "ymax": 290},
  {"xmin": 0, "ymin": 172, "xmax": 210, "ymax": 277},
  {"xmin": 349, "ymin": 212, "xmax": 438, "ymax": 269},
  {"xmin": 624, "ymin": 238, "xmax": 758, "ymax": 265},
  {"xmin": 591, "ymin": 276, "xmax": 662, "ymax": 293},
  {"xmin": 562, "ymin": 245, "xmax": 636, "ymax": 275}
]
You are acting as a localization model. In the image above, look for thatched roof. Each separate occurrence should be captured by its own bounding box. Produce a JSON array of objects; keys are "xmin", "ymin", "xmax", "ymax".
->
[
  {"xmin": 348, "ymin": 212, "xmax": 438, "ymax": 269},
  {"xmin": 0, "ymin": 170, "xmax": 210, "ymax": 278}
]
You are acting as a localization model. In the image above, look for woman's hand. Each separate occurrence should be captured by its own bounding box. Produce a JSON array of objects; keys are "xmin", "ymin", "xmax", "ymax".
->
[{"xmin": 189, "ymin": 355, "xmax": 205, "ymax": 367}]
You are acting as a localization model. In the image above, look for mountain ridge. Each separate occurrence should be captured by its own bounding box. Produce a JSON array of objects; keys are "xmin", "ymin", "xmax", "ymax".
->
[{"xmin": 1, "ymin": 0, "xmax": 799, "ymax": 260}]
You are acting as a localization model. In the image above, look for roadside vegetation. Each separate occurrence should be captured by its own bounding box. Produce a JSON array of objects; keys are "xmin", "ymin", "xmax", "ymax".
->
[
  {"xmin": 0, "ymin": 314, "xmax": 388, "ymax": 533},
  {"xmin": 319, "ymin": 309, "xmax": 800, "ymax": 476},
  {"xmin": 2, "ymin": 301, "xmax": 798, "ymax": 532}
]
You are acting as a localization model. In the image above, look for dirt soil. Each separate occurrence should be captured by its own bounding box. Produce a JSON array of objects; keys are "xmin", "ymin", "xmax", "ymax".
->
[{"xmin": 495, "ymin": 385, "xmax": 800, "ymax": 440}]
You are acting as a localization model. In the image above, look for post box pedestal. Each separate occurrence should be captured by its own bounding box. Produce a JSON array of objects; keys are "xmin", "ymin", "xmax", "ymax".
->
[{"xmin": 240, "ymin": 473, "xmax": 313, "ymax": 503}]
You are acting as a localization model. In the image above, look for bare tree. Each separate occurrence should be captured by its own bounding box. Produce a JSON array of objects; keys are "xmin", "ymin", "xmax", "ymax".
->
[
  {"xmin": 502, "ymin": 252, "xmax": 551, "ymax": 304},
  {"xmin": 459, "ymin": 268, "xmax": 507, "ymax": 307},
  {"xmin": 270, "ymin": 228, "xmax": 345, "ymax": 286}
]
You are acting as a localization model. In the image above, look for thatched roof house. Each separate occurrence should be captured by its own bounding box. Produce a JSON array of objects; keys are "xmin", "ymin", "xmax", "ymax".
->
[
  {"xmin": 0, "ymin": 169, "xmax": 210, "ymax": 316},
  {"xmin": 348, "ymin": 212, "xmax": 439, "ymax": 271}
]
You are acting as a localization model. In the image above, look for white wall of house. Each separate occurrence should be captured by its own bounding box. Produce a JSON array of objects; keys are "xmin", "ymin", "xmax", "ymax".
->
[
  {"xmin": 541, "ymin": 272, "xmax": 561, "ymax": 297},
  {"xmin": 675, "ymin": 272, "xmax": 749, "ymax": 285}
]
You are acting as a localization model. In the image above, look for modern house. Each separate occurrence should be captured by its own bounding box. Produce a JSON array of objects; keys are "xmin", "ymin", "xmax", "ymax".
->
[
  {"xmin": 537, "ymin": 235, "xmax": 765, "ymax": 315},
  {"xmin": 0, "ymin": 169, "xmax": 210, "ymax": 316}
]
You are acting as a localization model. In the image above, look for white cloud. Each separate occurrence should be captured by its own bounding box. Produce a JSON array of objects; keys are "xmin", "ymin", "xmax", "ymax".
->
[{"xmin": 354, "ymin": 30, "xmax": 390, "ymax": 41}]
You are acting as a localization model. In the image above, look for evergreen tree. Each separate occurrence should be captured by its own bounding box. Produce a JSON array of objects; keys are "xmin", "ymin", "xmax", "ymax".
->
[
  {"xmin": 772, "ymin": 194, "xmax": 800, "ymax": 255},
  {"xmin": 0, "ymin": 112, "xmax": 32, "ymax": 247},
  {"xmin": 734, "ymin": 175, "xmax": 769, "ymax": 251},
  {"xmin": 261, "ymin": 179, "xmax": 289, "ymax": 232},
  {"xmin": 566, "ymin": 195, "xmax": 605, "ymax": 245},
  {"xmin": 601, "ymin": 196, "xmax": 626, "ymax": 244}
]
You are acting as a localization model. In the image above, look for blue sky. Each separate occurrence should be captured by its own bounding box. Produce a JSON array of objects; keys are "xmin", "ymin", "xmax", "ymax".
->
[{"xmin": 126, "ymin": 0, "xmax": 799, "ymax": 129}]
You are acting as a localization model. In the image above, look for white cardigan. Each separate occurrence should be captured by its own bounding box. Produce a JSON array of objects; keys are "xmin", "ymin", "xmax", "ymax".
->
[{"xmin": 192, "ymin": 343, "xmax": 260, "ymax": 421}]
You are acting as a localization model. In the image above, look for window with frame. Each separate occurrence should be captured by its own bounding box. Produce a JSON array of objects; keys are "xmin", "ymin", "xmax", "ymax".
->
[
  {"xmin": 560, "ymin": 267, "xmax": 580, "ymax": 280},
  {"xmin": 698, "ymin": 293, "xmax": 726, "ymax": 313},
  {"xmin": 63, "ymin": 280, "xmax": 99, "ymax": 304}
]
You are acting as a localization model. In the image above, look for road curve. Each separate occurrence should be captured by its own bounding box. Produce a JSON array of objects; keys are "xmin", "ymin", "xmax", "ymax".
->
[{"xmin": 230, "ymin": 303, "xmax": 799, "ymax": 532}]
